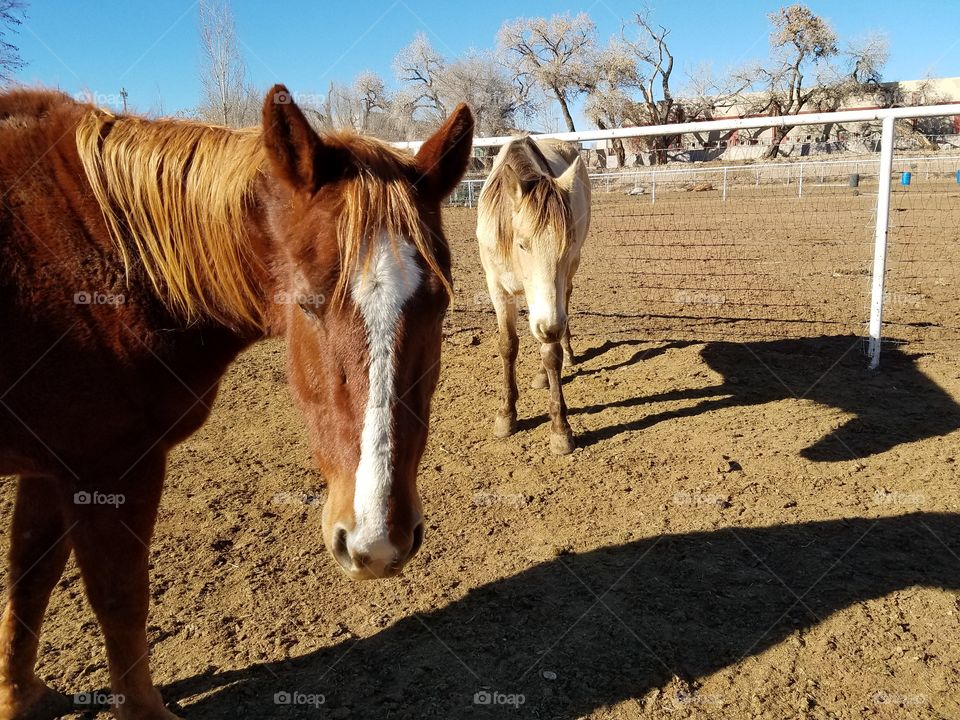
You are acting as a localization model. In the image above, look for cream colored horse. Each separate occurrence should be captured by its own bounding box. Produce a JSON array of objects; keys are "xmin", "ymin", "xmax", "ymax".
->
[{"xmin": 477, "ymin": 136, "xmax": 591, "ymax": 455}]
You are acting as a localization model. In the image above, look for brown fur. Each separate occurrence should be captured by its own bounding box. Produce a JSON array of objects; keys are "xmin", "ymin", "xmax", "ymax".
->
[
  {"xmin": 76, "ymin": 110, "xmax": 450, "ymax": 330},
  {"xmin": 0, "ymin": 85, "xmax": 472, "ymax": 719}
]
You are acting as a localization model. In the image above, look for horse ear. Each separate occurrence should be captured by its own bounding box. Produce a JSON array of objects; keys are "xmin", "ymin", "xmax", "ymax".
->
[
  {"xmin": 415, "ymin": 103, "xmax": 474, "ymax": 202},
  {"xmin": 262, "ymin": 84, "xmax": 340, "ymax": 192},
  {"xmin": 555, "ymin": 155, "xmax": 583, "ymax": 192}
]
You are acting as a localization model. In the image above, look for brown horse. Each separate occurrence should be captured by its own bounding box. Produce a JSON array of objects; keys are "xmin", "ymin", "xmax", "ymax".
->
[{"xmin": 0, "ymin": 86, "xmax": 472, "ymax": 719}]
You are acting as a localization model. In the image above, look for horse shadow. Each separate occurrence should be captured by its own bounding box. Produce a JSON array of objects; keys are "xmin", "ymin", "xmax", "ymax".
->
[
  {"xmin": 573, "ymin": 335, "xmax": 960, "ymax": 461},
  {"xmin": 160, "ymin": 513, "xmax": 960, "ymax": 718}
]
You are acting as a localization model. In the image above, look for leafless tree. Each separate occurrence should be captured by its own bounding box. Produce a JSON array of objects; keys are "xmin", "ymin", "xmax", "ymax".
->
[
  {"xmin": 393, "ymin": 32, "xmax": 447, "ymax": 119},
  {"xmin": 586, "ymin": 10, "xmax": 713, "ymax": 165},
  {"xmin": 734, "ymin": 4, "xmax": 839, "ymax": 157},
  {"xmin": 584, "ymin": 45, "xmax": 635, "ymax": 166},
  {"xmin": 497, "ymin": 12, "xmax": 596, "ymax": 132},
  {"xmin": 354, "ymin": 71, "xmax": 388, "ymax": 131},
  {"xmin": 725, "ymin": 5, "xmax": 889, "ymax": 157},
  {"xmin": 0, "ymin": 0, "xmax": 26, "ymax": 83},
  {"xmin": 198, "ymin": 0, "xmax": 257, "ymax": 127},
  {"xmin": 321, "ymin": 72, "xmax": 408, "ymax": 139},
  {"xmin": 394, "ymin": 35, "xmax": 531, "ymax": 139}
]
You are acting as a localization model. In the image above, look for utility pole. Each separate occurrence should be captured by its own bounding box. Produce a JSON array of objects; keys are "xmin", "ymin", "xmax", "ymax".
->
[{"xmin": 120, "ymin": 87, "xmax": 128, "ymax": 113}]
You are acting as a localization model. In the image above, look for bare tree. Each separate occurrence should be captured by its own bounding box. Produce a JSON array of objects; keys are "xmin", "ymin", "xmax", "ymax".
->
[
  {"xmin": 0, "ymin": 0, "xmax": 26, "ymax": 83},
  {"xmin": 497, "ymin": 12, "xmax": 596, "ymax": 132},
  {"xmin": 394, "ymin": 36, "xmax": 530, "ymax": 138},
  {"xmin": 198, "ymin": 0, "xmax": 257, "ymax": 127},
  {"xmin": 393, "ymin": 32, "xmax": 447, "ymax": 120},
  {"xmin": 724, "ymin": 6, "xmax": 889, "ymax": 157},
  {"xmin": 586, "ymin": 10, "xmax": 711, "ymax": 165},
  {"xmin": 584, "ymin": 46, "xmax": 636, "ymax": 166},
  {"xmin": 440, "ymin": 51, "xmax": 532, "ymax": 136},
  {"xmin": 736, "ymin": 4, "xmax": 839, "ymax": 157},
  {"xmin": 321, "ymin": 72, "xmax": 407, "ymax": 138},
  {"xmin": 354, "ymin": 71, "xmax": 388, "ymax": 132}
]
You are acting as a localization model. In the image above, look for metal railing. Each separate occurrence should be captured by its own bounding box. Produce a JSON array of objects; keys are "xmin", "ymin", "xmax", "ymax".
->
[{"xmin": 398, "ymin": 104, "xmax": 960, "ymax": 369}]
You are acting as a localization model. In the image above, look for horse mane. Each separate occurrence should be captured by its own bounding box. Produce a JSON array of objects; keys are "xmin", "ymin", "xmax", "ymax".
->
[
  {"xmin": 76, "ymin": 110, "xmax": 266, "ymax": 328},
  {"xmin": 482, "ymin": 136, "xmax": 572, "ymax": 262},
  {"xmin": 76, "ymin": 109, "xmax": 448, "ymax": 330}
]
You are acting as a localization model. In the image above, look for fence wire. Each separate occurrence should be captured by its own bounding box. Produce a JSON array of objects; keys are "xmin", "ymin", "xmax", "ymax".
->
[{"xmin": 444, "ymin": 152, "xmax": 960, "ymax": 353}]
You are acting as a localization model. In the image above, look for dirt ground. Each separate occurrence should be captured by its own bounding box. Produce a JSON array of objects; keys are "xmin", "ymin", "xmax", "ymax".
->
[{"xmin": 5, "ymin": 184, "xmax": 960, "ymax": 718}]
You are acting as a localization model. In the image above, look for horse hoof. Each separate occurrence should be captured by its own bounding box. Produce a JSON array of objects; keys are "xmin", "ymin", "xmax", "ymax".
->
[
  {"xmin": 531, "ymin": 373, "xmax": 549, "ymax": 390},
  {"xmin": 0, "ymin": 680, "xmax": 73, "ymax": 720},
  {"xmin": 549, "ymin": 433, "xmax": 575, "ymax": 455},
  {"xmin": 563, "ymin": 353, "xmax": 576, "ymax": 367},
  {"xmin": 493, "ymin": 414, "xmax": 517, "ymax": 438}
]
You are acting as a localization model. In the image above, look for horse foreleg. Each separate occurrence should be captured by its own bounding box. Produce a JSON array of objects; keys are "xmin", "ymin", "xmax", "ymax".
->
[
  {"xmin": 541, "ymin": 342, "xmax": 575, "ymax": 455},
  {"xmin": 561, "ymin": 281, "xmax": 575, "ymax": 368},
  {"xmin": 67, "ymin": 454, "xmax": 180, "ymax": 720},
  {"xmin": 491, "ymin": 288, "xmax": 520, "ymax": 438},
  {"xmin": 0, "ymin": 476, "xmax": 73, "ymax": 720}
]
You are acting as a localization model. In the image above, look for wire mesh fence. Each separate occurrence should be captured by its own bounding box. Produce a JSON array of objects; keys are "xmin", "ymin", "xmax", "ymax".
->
[{"xmin": 443, "ymin": 149, "xmax": 960, "ymax": 354}]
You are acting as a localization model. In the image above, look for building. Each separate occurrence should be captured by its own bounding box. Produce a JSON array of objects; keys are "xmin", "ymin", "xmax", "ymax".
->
[{"xmin": 597, "ymin": 77, "xmax": 960, "ymax": 167}]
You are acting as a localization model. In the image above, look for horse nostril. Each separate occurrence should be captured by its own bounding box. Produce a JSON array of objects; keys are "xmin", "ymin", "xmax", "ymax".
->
[
  {"xmin": 333, "ymin": 526, "xmax": 349, "ymax": 566},
  {"xmin": 409, "ymin": 522, "xmax": 425, "ymax": 559}
]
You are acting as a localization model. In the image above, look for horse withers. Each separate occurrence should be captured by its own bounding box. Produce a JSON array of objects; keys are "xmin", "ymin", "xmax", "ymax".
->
[
  {"xmin": 477, "ymin": 137, "xmax": 591, "ymax": 455},
  {"xmin": 0, "ymin": 86, "xmax": 472, "ymax": 719}
]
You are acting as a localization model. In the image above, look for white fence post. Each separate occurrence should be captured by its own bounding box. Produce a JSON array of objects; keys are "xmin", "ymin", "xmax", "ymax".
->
[
  {"xmin": 722, "ymin": 167, "xmax": 728, "ymax": 201},
  {"xmin": 867, "ymin": 115, "xmax": 896, "ymax": 370},
  {"xmin": 798, "ymin": 163, "xmax": 804, "ymax": 198},
  {"xmin": 467, "ymin": 180, "xmax": 475, "ymax": 208},
  {"xmin": 651, "ymin": 172, "xmax": 656, "ymax": 204}
]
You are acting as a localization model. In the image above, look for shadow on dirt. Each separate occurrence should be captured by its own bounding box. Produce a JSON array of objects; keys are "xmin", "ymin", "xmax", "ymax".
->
[
  {"xmin": 162, "ymin": 512, "xmax": 960, "ymax": 718},
  {"xmin": 573, "ymin": 335, "xmax": 960, "ymax": 461}
]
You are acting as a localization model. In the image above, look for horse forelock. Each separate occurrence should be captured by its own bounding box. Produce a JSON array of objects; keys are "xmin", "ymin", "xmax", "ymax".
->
[
  {"xmin": 486, "ymin": 138, "xmax": 574, "ymax": 262},
  {"xmin": 330, "ymin": 137, "xmax": 451, "ymax": 305}
]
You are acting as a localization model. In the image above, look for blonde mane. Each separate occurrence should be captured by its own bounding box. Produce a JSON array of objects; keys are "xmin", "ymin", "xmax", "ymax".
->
[
  {"xmin": 481, "ymin": 137, "xmax": 572, "ymax": 262},
  {"xmin": 76, "ymin": 110, "xmax": 448, "ymax": 330}
]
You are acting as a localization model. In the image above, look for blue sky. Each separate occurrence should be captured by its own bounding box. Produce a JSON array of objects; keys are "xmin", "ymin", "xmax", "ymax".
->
[{"xmin": 11, "ymin": 0, "xmax": 960, "ymax": 127}]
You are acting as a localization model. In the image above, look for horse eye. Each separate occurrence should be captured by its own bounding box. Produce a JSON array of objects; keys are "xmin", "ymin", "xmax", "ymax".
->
[{"xmin": 517, "ymin": 239, "xmax": 530, "ymax": 253}]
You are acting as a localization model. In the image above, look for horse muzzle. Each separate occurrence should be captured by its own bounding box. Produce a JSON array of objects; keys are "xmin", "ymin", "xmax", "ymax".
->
[{"xmin": 327, "ymin": 519, "xmax": 425, "ymax": 580}]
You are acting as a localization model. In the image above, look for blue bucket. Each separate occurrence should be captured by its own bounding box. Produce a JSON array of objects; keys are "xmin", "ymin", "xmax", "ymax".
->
[
  {"xmin": 956, "ymin": 170, "xmax": 960, "ymax": 184},
  {"xmin": 901, "ymin": 171, "xmax": 912, "ymax": 186}
]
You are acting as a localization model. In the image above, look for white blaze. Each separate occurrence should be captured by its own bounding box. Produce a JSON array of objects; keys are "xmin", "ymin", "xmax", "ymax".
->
[{"xmin": 350, "ymin": 235, "xmax": 422, "ymax": 558}]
